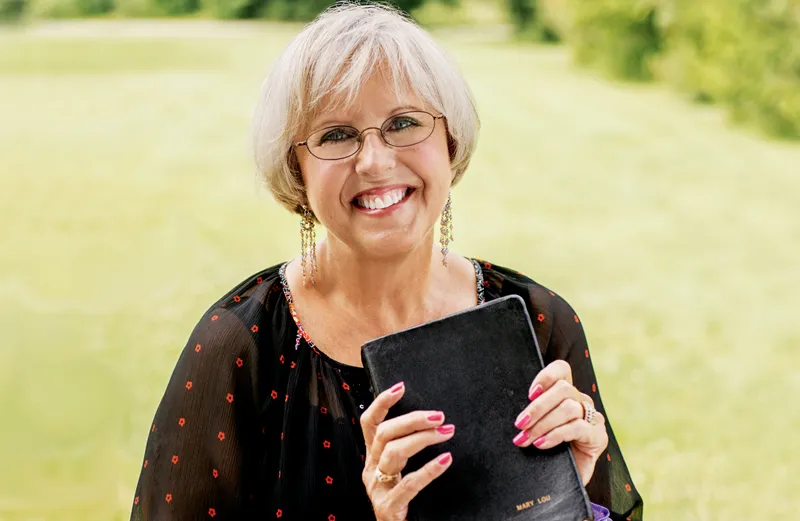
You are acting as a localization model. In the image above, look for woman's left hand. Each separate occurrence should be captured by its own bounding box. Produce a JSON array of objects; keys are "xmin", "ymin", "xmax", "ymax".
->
[{"xmin": 512, "ymin": 360, "xmax": 609, "ymax": 486}]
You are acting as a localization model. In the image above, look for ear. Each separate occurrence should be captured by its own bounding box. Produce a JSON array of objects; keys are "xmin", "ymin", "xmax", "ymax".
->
[{"xmin": 296, "ymin": 197, "xmax": 320, "ymax": 224}]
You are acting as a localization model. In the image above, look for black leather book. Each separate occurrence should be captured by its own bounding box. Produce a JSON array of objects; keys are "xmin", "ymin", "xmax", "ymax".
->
[{"xmin": 361, "ymin": 295, "xmax": 593, "ymax": 521}]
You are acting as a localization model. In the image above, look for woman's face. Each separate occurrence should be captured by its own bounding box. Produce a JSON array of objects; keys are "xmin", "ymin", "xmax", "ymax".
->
[{"xmin": 295, "ymin": 72, "xmax": 452, "ymax": 260}]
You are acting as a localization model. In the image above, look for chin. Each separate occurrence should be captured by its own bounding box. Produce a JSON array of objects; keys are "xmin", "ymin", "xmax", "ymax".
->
[{"xmin": 356, "ymin": 230, "xmax": 430, "ymax": 260}]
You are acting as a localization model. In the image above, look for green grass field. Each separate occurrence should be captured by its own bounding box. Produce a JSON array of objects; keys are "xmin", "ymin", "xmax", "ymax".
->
[{"xmin": 1, "ymin": 20, "xmax": 799, "ymax": 521}]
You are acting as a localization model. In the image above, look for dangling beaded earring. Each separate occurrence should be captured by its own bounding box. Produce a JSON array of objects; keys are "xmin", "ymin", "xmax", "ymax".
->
[
  {"xmin": 300, "ymin": 205, "xmax": 318, "ymax": 286},
  {"xmin": 439, "ymin": 193, "xmax": 454, "ymax": 266}
]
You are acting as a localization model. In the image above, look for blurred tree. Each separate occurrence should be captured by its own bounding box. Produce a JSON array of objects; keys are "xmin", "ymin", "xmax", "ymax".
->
[
  {"xmin": 76, "ymin": 0, "xmax": 112, "ymax": 13},
  {"xmin": 508, "ymin": 0, "xmax": 561, "ymax": 42},
  {"xmin": 259, "ymin": 0, "xmax": 333, "ymax": 20},
  {"xmin": 207, "ymin": 0, "xmax": 438, "ymax": 21},
  {"xmin": 0, "ymin": 0, "xmax": 26, "ymax": 21},
  {"xmin": 565, "ymin": 0, "xmax": 799, "ymax": 138},
  {"xmin": 204, "ymin": 0, "xmax": 260, "ymax": 18},
  {"xmin": 152, "ymin": 0, "xmax": 198, "ymax": 15},
  {"xmin": 13, "ymin": 0, "xmax": 447, "ymax": 21},
  {"xmin": 570, "ymin": 0, "xmax": 663, "ymax": 80},
  {"xmin": 660, "ymin": 0, "xmax": 800, "ymax": 138},
  {"xmin": 26, "ymin": 0, "xmax": 112, "ymax": 16}
]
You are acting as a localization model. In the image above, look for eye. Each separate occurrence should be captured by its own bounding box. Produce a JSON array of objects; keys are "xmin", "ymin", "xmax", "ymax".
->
[
  {"xmin": 386, "ymin": 116, "xmax": 420, "ymax": 132},
  {"xmin": 317, "ymin": 127, "xmax": 357, "ymax": 145}
]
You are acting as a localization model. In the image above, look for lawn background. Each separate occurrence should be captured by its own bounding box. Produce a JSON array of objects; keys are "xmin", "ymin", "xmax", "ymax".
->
[{"xmin": 1, "ymin": 19, "xmax": 799, "ymax": 521}]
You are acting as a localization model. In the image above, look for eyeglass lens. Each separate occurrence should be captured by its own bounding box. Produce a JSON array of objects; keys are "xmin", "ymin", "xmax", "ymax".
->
[{"xmin": 306, "ymin": 111, "xmax": 436, "ymax": 160}]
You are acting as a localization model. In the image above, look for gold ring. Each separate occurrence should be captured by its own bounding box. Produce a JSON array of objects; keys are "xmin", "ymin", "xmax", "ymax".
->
[{"xmin": 375, "ymin": 468, "xmax": 402, "ymax": 485}]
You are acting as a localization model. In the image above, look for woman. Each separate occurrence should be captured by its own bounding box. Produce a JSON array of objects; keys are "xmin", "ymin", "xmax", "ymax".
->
[{"xmin": 130, "ymin": 3, "xmax": 643, "ymax": 520}]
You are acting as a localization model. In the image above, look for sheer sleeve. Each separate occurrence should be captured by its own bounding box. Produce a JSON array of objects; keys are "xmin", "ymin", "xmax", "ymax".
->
[
  {"xmin": 130, "ymin": 305, "xmax": 263, "ymax": 521},
  {"xmin": 537, "ymin": 287, "xmax": 645, "ymax": 521}
]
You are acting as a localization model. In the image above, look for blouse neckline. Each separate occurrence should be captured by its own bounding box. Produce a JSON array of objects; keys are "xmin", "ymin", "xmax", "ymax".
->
[{"xmin": 278, "ymin": 258, "xmax": 486, "ymax": 372}]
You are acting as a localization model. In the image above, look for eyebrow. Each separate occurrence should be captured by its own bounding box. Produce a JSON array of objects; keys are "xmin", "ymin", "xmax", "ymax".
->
[{"xmin": 310, "ymin": 105, "xmax": 424, "ymax": 131}]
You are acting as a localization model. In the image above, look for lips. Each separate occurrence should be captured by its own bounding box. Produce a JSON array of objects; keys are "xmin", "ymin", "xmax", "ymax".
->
[{"xmin": 352, "ymin": 186, "xmax": 414, "ymax": 210}]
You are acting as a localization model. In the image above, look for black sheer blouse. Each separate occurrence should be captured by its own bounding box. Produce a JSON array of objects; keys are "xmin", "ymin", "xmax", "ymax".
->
[{"xmin": 130, "ymin": 259, "xmax": 643, "ymax": 521}]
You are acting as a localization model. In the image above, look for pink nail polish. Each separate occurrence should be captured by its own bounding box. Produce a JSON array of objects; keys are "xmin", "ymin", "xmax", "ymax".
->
[
  {"xmin": 437, "ymin": 424, "xmax": 455, "ymax": 435},
  {"xmin": 513, "ymin": 431, "xmax": 529, "ymax": 446},
  {"xmin": 428, "ymin": 412, "xmax": 444, "ymax": 422},
  {"xmin": 528, "ymin": 384, "xmax": 543, "ymax": 401},
  {"xmin": 438, "ymin": 452, "xmax": 452, "ymax": 466},
  {"xmin": 533, "ymin": 436, "xmax": 546, "ymax": 448},
  {"xmin": 514, "ymin": 413, "xmax": 530, "ymax": 430},
  {"xmin": 390, "ymin": 382, "xmax": 404, "ymax": 394}
]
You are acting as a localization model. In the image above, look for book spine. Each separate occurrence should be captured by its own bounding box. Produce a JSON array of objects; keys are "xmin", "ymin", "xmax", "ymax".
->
[{"xmin": 360, "ymin": 347, "xmax": 381, "ymax": 397}]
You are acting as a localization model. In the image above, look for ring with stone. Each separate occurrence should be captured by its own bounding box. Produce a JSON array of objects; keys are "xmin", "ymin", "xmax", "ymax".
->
[{"xmin": 581, "ymin": 400, "xmax": 597, "ymax": 425}]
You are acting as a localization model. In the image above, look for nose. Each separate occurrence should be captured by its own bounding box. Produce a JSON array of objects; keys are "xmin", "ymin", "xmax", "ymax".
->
[{"xmin": 355, "ymin": 128, "xmax": 395, "ymax": 176}]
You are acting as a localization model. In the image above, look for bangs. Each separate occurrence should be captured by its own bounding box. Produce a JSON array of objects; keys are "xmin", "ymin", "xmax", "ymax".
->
[{"xmin": 301, "ymin": 22, "xmax": 440, "ymax": 131}]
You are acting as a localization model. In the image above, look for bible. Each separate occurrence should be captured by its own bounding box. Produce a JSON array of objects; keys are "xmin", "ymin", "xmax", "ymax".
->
[{"xmin": 361, "ymin": 294, "xmax": 594, "ymax": 521}]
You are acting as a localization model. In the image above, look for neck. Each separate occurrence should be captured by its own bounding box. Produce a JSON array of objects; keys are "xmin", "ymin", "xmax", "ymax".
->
[{"xmin": 313, "ymin": 233, "xmax": 448, "ymax": 331}]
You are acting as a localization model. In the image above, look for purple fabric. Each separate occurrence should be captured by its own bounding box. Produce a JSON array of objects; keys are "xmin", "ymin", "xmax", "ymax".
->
[{"xmin": 591, "ymin": 502, "xmax": 611, "ymax": 520}]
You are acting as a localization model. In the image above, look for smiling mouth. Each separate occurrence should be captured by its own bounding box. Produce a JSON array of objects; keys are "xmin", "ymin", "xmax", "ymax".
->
[{"xmin": 352, "ymin": 187, "xmax": 415, "ymax": 211}]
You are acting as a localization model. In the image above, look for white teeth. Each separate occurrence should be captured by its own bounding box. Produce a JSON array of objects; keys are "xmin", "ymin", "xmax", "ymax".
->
[{"xmin": 357, "ymin": 188, "xmax": 407, "ymax": 210}]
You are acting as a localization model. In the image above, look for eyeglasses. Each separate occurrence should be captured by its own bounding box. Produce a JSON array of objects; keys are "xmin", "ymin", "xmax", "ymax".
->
[{"xmin": 294, "ymin": 110, "xmax": 445, "ymax": 161}]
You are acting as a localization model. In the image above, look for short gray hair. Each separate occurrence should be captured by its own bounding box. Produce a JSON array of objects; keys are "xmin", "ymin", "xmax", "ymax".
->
[{"xmin": 252, "ymin": 1, "xmax": 480, "ymax": 215}]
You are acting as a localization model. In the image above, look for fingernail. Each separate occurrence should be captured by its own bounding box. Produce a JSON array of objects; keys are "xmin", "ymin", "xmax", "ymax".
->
[
  {"xmin": 528, "ymin": 384, "xmax": 543, "ymax": 401},
  {"xmin": 437, "ymin": 452, "xmax": 452, "ymax": 466},
  {"xmin": 513, "ymin": 431, "xmax": 529, "ymax": 446},
  {"xmin": 390, "ymin": 382, "xmax": 404, "ymax": 394},
  {"xmin": 533, "ymin": 435, "xmax": 546, "ymax": 447},
  {"xmin": 437, "ymin": 424, "xmax": 455, "ymax": 435},
  {"xmin": 514, "ymin": 413, "xmax": 530, "ymax": 430},
  {"xmin": 428, "ymin": 412, "xmax": 444, "ymax": 422}
]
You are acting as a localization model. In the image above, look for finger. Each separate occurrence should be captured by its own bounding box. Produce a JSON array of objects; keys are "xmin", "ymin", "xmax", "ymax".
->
[
  {"xmin": 361, "ymin": 382, "xmax": 406, "ymax": 450},
  {"xmin": 514, "ymin": 398, "xmax": 583, "ymax": 447},
  {"xmin": 384, "ymin": 452, "xmax": 453, "ymax": 510},
  {"xmin": 514, "ymin": 379, "xmax": 581, "ymax": 432},
  {"xmin": 529, "ymin": 418, "xmax": 605, "ymax": 450},
  {"xmin": 527, "ymin": 360, "xmax": 572, "ymax": 400},
  {"xmin": 377, "ymin": 424, "xmax": 455, "ymax": 476},
  {"xmin": 594, "ymin": 410, "xmax": 606, "ymax": 427},
  {"xmin": 366, "ymin": 410, "xmax": 447, "ymax": 471}
]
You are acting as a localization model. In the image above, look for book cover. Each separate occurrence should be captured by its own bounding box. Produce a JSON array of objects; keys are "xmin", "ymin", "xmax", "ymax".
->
[{"xmin": 361, "ymin": 294, "xmax": 593, "ymax": 521}]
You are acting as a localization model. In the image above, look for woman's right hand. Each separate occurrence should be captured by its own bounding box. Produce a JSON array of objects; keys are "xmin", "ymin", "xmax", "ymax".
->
[{"xmin": 360, "ymin": 381, "xmax": 455, "ymax": 521}]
